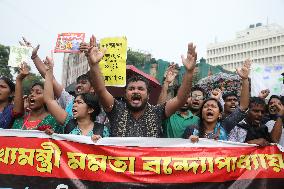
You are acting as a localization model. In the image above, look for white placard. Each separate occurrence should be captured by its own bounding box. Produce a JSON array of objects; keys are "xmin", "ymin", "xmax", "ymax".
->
[{"xmin": 8, "ymin": 46, "xmax": 32, "ymax": 67}]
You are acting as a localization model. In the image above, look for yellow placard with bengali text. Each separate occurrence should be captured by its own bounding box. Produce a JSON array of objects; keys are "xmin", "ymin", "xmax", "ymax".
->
[{"xmin": 99, "ymin": 37, "xmax": 127, "ymax": 87}]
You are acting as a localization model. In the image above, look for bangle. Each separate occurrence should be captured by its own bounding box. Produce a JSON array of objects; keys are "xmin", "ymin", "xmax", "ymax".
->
[{"xmin": 31, "ymin": 54, "xmax": 38, "ymax": 60}]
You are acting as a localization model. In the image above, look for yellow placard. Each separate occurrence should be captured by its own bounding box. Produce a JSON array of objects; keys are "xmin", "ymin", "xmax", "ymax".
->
[{"xmin": 99, "ymin": 37, "xmax": 127, "ymax": 87}]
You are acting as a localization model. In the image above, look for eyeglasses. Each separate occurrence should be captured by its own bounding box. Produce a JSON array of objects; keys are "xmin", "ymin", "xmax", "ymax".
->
[{"xmin": 191, "ymin": 95, "xmax": 204, "ymax": 100}]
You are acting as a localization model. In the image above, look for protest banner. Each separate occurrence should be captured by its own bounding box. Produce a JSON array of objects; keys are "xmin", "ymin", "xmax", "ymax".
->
[
  {"xmin": 99, "ymin": 37, "xmax": 127, "ymax": 87},
  {"xmin": 0, "ymin": 129, "xmax": 283, "ymax": 189},
  {"xmin": 250, "ymin": 63, "xmax": 284, "ymax": 97},
  {"xmin": 54, "ymin": 33, "xmax": 85, "ymax": 53},
  {"xmin": 8, "ymin": 46, "xmax": 32, "ymax": 67}
]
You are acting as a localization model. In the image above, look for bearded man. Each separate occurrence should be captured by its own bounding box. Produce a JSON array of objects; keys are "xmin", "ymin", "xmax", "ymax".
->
[{"xmin": 85, "ymin": 35, "xmax": 197, "ymax": 137}]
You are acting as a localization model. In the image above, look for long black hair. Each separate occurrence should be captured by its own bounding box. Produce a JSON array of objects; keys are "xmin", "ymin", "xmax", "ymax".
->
[
  {"xmin": 198, "ymin": 98, "xmax": 223, "ymax": 138},
  {"xmin": 75, "ymin": 93, "xmax": 101, "ymax": 121},
  {"xmin": 0, "ymin": 76, "xmax": 15, "ymax": 103}
]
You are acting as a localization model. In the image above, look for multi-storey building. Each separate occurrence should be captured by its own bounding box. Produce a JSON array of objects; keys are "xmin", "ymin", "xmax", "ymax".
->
[
  {"xmin": 61, "ymin": 53, "xmax": 89, "ymax": 88},
  {"xmin": 207, "ymin": 23, "xmax": 284, "ymax": 71}
]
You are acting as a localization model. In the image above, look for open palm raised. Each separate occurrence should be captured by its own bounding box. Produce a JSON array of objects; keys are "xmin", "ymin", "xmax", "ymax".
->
[
  {"xmin": 87, "ymin": 35, "xmax": 107, "ymax": 66},
  {"xmin": 181, "ymin": 43, "xmax": 197, "ymax": 72},
  {"xmin": 236, "ymin": 59, "xmax": 252, "ymax": 79}
]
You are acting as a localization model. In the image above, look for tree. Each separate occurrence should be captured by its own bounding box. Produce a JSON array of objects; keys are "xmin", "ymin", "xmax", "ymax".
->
[
  {"xmin": 126, "ymin": 49, "xmax": 148, "ymax": 66},
  {"xmin": 14, "ymin": 64, "xmax": 43, "ymax": 95},
  {"xmin": 22, "ymin": 73, "xmax": 43, "ymax": 95},
  {"xmin": 0, "ymin": 43, "xmax": 43, "ymax": 95},
  {"xmin": 0, "ymin": 44, "xmax": 13, "ymax": 79}
]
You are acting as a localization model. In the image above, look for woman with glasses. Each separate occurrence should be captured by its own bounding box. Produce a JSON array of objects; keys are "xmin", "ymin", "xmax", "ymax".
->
[{"xmin": 183, "ymin": 59, "xmax": 251, "ymax": 142}]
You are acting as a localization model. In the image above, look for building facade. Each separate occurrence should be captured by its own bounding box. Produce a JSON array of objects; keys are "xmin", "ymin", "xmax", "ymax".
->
[
  {"xmin": 207, "ymin": 23, "xmax": 284, "ymax": 71},
  {"xmin": 61, "ymin": 53, "xmax": 89, "ymax": 88}
]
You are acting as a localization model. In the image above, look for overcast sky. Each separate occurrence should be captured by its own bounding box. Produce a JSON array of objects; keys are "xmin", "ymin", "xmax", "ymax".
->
[{"xmin": 0, "ymin": 0, "xmax": 283, "ymax": 83}]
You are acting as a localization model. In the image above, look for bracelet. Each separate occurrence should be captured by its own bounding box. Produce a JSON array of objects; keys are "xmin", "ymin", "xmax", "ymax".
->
[{"xmin": 31, "ymin": 54, "xmax": 38, "ymax": 60}]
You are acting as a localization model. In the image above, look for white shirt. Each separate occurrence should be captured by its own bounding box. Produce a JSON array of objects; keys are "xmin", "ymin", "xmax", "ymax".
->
[{"xmin": 265, "ymin": 120, "xmax": 284, "ymax": 146}]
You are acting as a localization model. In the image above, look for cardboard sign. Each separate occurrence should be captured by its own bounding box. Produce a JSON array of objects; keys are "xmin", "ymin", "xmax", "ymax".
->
[
  {"xmin": 54, "ymin": 33, "xmax": 85, "ymax": 53},
  {"xmin": 99, "ymin": 37, "xmax": 127, "ymax": 86},
  {"xmin": 8, "ymin": 46, "xmax": 32, "ymax": 67}
]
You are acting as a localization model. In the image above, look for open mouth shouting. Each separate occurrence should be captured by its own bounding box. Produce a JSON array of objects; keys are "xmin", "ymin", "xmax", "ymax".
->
[
  {"xmin": 29, "ymin": 98, "xmax": 36, "ymax": 107},
  {"xmin": 72, "ymin": 108, "xmax": 78, "ymax": 116},
  {"xmin": 192, "ymin": 101, "xmax": 200, "ymax": 108},
  {"xmin": 253, "ymin": 118, "xmax": 261, "ymax": 125},
  {"xmin": 269, "ymin": 106, "xmax": 277, "ymax": 114},
  {"xmin": 130, "ymin": 93, "xmax": 142, "ymax": 106},
  {"xmin": 205, "ymin": 111, "xmax": 215, "ymax": 120},
  {"xmin": 229, "ymin": 105, "xmax": 236, "ymax": 111}
]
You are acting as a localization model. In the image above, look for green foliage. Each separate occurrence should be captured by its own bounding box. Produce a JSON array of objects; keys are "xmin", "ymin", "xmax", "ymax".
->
[
  {"xmin": 0, "ymin": 44, "xmax": 13, "ymax": 79},
  {"xmin": 126, "ymin": 49, "xmax": 147, "ymax": 66},
  {"xmin": 14, "ymin": 64, "xmax": 43, "ymax": 95},
  {"xmin": 22, "ymin": 73, "xmax": 43, "ymax": 95},
  {"xmin": 192, "ymin": 69, "xmax": 201, "ymax": 85},
  {"xmin": 0, "ymin": 43, "xmax": 43, "ymax": 95}
]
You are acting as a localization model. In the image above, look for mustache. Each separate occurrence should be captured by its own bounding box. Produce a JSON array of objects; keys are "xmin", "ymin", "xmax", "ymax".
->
[{"xmin": 131, "ymin": 93, "xmax": 142, "ymax": 100}]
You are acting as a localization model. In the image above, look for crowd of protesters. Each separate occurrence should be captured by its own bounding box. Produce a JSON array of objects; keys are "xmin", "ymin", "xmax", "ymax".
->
[{"xmin": 0, "ymin": 36, "xmax": 283, "ymax": 147}]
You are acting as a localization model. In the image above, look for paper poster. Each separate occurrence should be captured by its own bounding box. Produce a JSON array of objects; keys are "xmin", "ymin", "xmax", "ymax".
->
[
  {"xmin": 99, "ymin": 37, "xmax": 127, "ymax": 87},
  {"xmin": 8, "ymin": 46, "xmax": 32, "ymax": 67},
  {"xmin": 54, "ymin": 33, "xmax": 85, "ymax": 53},
  {"xmin": 250, "ymin": 63, "xmax": 284, "ymax": 97}
]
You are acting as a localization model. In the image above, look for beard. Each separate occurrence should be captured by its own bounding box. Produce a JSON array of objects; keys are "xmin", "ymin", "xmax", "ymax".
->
[{"xmin": 126, "ymin": 98, "xmax": 148, "ymax": 112}]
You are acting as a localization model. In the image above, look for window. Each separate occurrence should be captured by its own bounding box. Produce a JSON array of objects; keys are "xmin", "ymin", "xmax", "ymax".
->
[{"xmin": 277, "ymin": 36, "xmax": 280, "ymax": 42}]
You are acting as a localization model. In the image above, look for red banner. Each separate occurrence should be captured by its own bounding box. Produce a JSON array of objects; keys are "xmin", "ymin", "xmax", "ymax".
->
[{"xmin": 0, "ymin": 130, "xmax": 283, "ymax": 188}]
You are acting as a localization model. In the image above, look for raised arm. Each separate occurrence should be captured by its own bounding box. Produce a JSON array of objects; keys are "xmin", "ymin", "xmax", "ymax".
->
[
  {"xmin": 14, "ymin": 62, "xmax": 29, "ymax": 114},
  {"xmin": 270, "ymin": 102, "xmax": 284, "ymax": 143},
  {"xmin": 87, "ymin": 35, "xmax": 114, "ymax": 112},
  {"xmin": 237, "ymin": 59, "xmax": 251, "ymax": 111},
  {"xmin": 222, "ymin": 60, "xmax": 251, "ymax": 133},
  {"xmin": 164, "ymin": 43, "xmax": 197, "ymax": 117},
  {"xmin": 43, "ymin": 57, "xmax": 68, "ymax": 125},
  {"xmin": 19, "ymin": 37, "xmax": 63, "ymax": 98},
  {"xmin": 157, "ymin": 64, "xmax": 177, "ymax": 104}
]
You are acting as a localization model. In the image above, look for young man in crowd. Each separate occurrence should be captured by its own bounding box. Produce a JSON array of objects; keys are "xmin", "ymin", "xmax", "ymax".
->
[
  {"xmin": 222, "ymin": 92, "xmax": 240, "ymax": 119},
  {"xmin": 188, "ymin": 86, "xmax": 205, "ymax": 117},
  {"xmin": 228, "ymin": 97, "xmax": 284, "ymax": 146},
  {"xmin": 158, "ymin": 65, "xmax": 201, "ymax": 138},
  {"xmin": 264, "ymin": 95, "xmax": 284, "ymax": 146},
  {"xmin": 86, "ymin": 35, "xmax": 197, "ymax": 137}
]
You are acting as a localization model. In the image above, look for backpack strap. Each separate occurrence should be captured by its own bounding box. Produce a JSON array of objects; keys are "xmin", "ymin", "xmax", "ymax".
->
[
  {"xmin": 92, "ymin": 122, "xmax": 105, "ymax": 137},
  {"xmin": 64, "ymin": 119, "xmax": 105, "ymax": 137},
  {"xmin": 64, "ymin": 119, "xmax": 78, "ymax": 134}
]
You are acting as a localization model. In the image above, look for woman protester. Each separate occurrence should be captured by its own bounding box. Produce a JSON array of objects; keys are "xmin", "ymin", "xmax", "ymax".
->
[
  {"xmin": 12, "ymin": 62, "xmax": 63, "ymax": 133},
  {"xmin": 0, "ymin": 76, "xmax": 15, "ymax": 129},
  {"xmin": 43, "ymin": 57, "xmax": 108, "ymax": 142},
  {"xmin": 183, "ymin": 59, "xmax": 251, "ymax": 142}
]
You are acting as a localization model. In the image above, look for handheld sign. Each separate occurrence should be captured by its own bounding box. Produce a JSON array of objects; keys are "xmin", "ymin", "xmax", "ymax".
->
[
  {"xmin": 99, "ymin": 37, "xmax": 127, "ymax": 87},
  {"xmin": 54, "ymin": 33, "xmax": 85, "ymax": 53},
  {"xmin": 8, "ymin": 46, "xmax": 32, "ymax": 67},
  {"xmin": 251, "ymin": 63, "xmax": 284, "ymax": 97}
]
